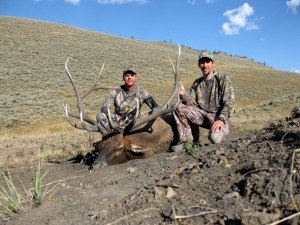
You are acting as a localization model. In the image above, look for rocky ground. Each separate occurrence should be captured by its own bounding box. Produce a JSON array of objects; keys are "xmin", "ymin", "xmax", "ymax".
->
[{"xmin": 1, "ymin": 117, "xmax": 300, "ymax": 225}]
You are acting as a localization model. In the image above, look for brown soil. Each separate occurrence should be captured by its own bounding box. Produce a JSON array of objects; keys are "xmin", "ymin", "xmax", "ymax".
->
[{"xmin": 1, "ymin": 120, "xmax": 300, "ymax": 225}]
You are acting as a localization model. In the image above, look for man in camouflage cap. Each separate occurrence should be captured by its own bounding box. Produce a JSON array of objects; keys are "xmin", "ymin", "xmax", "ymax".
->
[
  {"xmin": 171, "ymin": 52, "xmax": 235, "ymax": 151},
  {"xmin": 97, "ymin": 68, "xmax": 158, "ymax": 131}
]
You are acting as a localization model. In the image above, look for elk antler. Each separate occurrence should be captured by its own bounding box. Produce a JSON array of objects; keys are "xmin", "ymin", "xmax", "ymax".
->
[
  {"xmin": 64, "ymin": 45, "xmax": 181, "ymax": 134},
  {"xmin": 63, "ymin": 58, "xmax": 120, "ymax": 133},
  {"xmin": 130, "ymin": 45, "xmax": 181, "ymax": 130}
]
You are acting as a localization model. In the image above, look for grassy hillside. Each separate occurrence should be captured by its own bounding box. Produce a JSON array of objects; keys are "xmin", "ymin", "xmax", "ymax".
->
[{"xmin": 1, "ymin": 16, "xmax": 300, "ymax": 138}]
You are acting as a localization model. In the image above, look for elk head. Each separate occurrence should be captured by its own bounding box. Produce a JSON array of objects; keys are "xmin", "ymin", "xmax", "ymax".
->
[{"xmin": 64, "ymin": 46, "xmax": 181, "ymax": 166}]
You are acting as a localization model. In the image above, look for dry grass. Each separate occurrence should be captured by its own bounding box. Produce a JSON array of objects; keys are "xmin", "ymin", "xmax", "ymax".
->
[{"xmin": 1, "ymin": 16, "xmax": 300, "ymax": 168}]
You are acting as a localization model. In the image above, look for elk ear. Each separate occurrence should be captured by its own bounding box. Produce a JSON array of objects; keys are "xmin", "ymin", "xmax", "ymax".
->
[
  {"xmin": 129, "ymin": 144, "xmax": 145, "ymax": 152},
  {"xmin": 127, "ymin": 144, "xmax": 150, "ymax": 157}
]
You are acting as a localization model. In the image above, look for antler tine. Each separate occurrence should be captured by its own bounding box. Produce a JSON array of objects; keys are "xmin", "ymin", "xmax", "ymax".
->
[
  {"xmin": 131, "ymin": 98, "xmax": 140, "ymax": 125},
  {"xmin": 79, "ymin": 110, "xmax": 92, "ymax": 131},
  {"xmin": 165, "ymin": 45, "xmax": 181, "ymax": 107},
  {"xmin": 79, "ymin": 110, "xmax": 109, "ymax": 133},
  {"xmin": 107, "ymin": 106, "xmax": 126, "ymax": 134},
  {"xmin": 64, "ymin": 58, "xmax": 111, "ymax": 134},
  {"xmin": 63, "ymin": 104, "xmax": 100, "ymax": 132},
  {"xmin": 63, "ymin": 104, "xmax": 84, "ymax": 130},
  {"xmin": 82, "ymin": 63, "xmax": 105, "ymax": 99},
  {"xmin": 65, "ymin": 58, "xmax": 84, "ymax": 111},
  {"xmin": 131, "ymin": 45, "xmax": 181, "ymax": 130}
]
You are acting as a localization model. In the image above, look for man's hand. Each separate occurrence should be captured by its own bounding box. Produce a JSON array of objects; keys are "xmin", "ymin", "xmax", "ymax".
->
[
  {"xmin": 211, "ymin": 120, "xmax": 225, "ymax": 132},
  {"xmin": 179, "ymin": 82, "xmax": 186, "ymax": 96},
  {"xmin": 117, "ymin": 119, "xmax": 126, "ymax": 126},
  {"xmin": 141, "ymin": 112, "xmax": 150, "ymax": 118}
]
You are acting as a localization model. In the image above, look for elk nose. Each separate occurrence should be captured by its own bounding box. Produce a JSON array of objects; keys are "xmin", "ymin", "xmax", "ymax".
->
[{"xmin": 90, "ymin": 160, "xmax": 108, "ymax": 169}]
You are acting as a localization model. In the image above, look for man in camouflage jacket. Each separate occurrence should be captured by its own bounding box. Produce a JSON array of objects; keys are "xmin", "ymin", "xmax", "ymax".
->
[
  {"xmin": 97, "ymin": 68, "xmax": 158, "ymax": 132},
  {"xmin": 171, "ymin": 52, "xmax": 235, "ymax": 151}
]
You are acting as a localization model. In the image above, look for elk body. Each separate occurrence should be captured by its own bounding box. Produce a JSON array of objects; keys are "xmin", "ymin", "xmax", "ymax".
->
[
  {"xmin": 64, "ymin": 47, "xmax": 181, "ymax": 167},
  {"xmin": 91, "ymin": 114, "xmax": 178, "ymax": 167}
]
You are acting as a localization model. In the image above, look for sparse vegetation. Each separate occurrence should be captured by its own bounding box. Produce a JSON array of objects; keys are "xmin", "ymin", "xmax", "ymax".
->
[
  {"xmin": 269, "ymin": 121, "xmax": 284, "ymax": 132},
  {"xmin": 184, "ymin": 140, "xmax": 202, "ymax": 156}
]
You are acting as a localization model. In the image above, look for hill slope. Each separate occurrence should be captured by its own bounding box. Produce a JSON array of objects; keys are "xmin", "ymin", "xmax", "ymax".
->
[{"xmin": 1, "ymin": 16, "xmax": 300, "ymax": 136}]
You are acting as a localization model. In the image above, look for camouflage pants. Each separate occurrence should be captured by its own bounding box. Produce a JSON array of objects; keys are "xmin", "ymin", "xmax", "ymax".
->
[
  {"xmin": 96, "ymin": 112, "xmax": 123, "ymax": 132},
  {"xmin": 173, "ymin": 103, "xmax": 231, "ymax": 144}
]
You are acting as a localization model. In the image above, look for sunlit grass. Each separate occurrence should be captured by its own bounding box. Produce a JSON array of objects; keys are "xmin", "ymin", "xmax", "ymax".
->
[
  {"xmin": 232, "ymin": 95, "xmax": 300, "ymax": 134},
  {"xmin": 0, "ymin": 170, "xmax": 23, "ymax": 217},
  {"xmin": 32, "ymin": 156, "xmax": 60, "ymax": 207}
]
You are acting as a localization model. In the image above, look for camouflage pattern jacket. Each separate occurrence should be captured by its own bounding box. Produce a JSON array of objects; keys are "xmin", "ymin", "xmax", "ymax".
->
[
  {"xmin": 181, "ymin": 71, "xmax": 235, "ymax": 121},
  {"xmin": 101, "ymin": 85, "xmax": 158, "ymax": 123}
]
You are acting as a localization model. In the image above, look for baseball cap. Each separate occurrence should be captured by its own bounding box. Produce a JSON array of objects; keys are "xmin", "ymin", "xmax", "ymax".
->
[
  {"xmin": 198, "ymin": 52, "xmax": 214, "ymax": 61},
  {"xmin": 123, "ymin": 67, "xmax": 136, "ymax": 76}
]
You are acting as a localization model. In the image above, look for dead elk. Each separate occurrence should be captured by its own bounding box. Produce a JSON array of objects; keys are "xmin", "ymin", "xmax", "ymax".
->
[
  {"xmin": 64, "ymin": 47, "xmax": 181, "ymax": 167},
  {"xmin": 91, "ymin": 114, "xmax": 178, "ymax": 167}
]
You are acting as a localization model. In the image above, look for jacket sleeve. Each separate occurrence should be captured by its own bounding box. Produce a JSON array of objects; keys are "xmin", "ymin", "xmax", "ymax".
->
[
  {"xmin": 101, "ymin": 89, "xmax": 118, "ymax": 115},
  {"xmin": 180, "ymin": 80, "xmax": 199, "ymax": 106},
  {"xmin": 139, "ymin": 88, "xmax": 159, "ymax": 113},
  {"xmin": 144, "ymin": 96, "xmax": 159, "ymax": 113},
  {"xmin": 218, "ymin": 75, "xmax": 235, "ymax": 121}
]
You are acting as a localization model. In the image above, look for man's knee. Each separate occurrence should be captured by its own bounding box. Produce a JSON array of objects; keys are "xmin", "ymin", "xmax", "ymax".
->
[
  {"xmin": 96, "ymin": 112, "xmax": 107, "ymax": 122},
  {"xmin": 209, "ymin": 132, "xmax": 226, "ymax": 144},
  {"xmin": 96, "ymin": 113, "xmax": 102, "ymax": 123},
  {"xmin": 174, "ymin": 102, "xmax": 185, "ymax": 113},
  {"xmin": 209, "ymin": 121, "xmax": 231, "ymax": 144}
]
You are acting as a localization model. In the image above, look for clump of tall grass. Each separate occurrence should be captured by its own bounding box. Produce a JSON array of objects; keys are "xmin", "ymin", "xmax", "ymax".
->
[
  {"xmin": 32, "ymin": 159, "xmax": 45, "ymax": 206},
  {"xmin": 31, "ymin": 156, "xmax": 59, "ymax": 206},
  {"xmin": 0, "ymin": 157, "xmax": 59, "ymax": 218},
  {"xmin": 0, "ymin": 170, "xmax": 23, "ymax": 217},
  {"xmin": 31, "ymin": 157, "xmax": 59, "ymax": 206}
]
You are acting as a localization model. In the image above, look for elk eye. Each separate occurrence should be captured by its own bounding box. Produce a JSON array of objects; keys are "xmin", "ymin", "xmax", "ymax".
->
[{"xmin": 117, "ymin": 144, "xmax": 124, "ymax": 151}]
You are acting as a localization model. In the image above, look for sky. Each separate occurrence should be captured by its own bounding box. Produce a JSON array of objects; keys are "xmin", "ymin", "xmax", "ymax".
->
[{"xmin": 1, "ymin": 0, "xmax": 300, "ymax": 73}]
